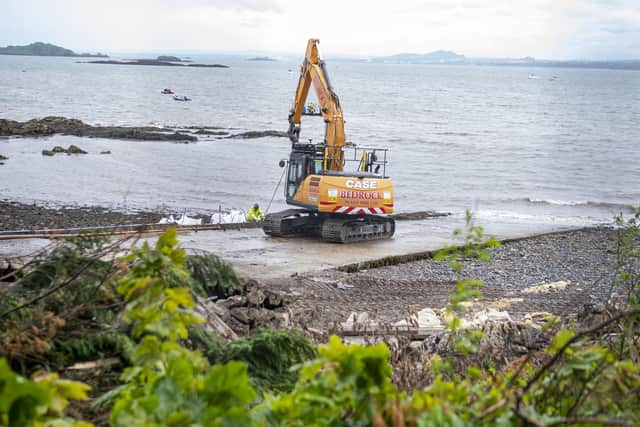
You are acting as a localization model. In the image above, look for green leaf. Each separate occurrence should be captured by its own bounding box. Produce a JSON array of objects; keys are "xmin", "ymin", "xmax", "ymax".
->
[
  {"xmin": 8, "ymin": 396, "xmax": 40, "ymax": 427},
  {"xmin": 550, "ymin": 329, "xmax": 575, "ymax": 353}
]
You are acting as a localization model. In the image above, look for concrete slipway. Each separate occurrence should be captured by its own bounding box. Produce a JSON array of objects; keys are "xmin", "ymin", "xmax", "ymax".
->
[{"xmin": 0, "ymin": 214, "xmax": 574, "ymax": 279}]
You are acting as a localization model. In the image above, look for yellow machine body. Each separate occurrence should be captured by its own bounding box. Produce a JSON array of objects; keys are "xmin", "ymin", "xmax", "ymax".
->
[{"xmin": 292, "ymin": 175, "xmax": 394, "ymax": 215}]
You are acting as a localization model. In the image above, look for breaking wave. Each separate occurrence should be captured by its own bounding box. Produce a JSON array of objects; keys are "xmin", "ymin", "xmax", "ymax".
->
[{"xmin": 521, "ymin": 198, "xmax": 632, "ymax": 210}]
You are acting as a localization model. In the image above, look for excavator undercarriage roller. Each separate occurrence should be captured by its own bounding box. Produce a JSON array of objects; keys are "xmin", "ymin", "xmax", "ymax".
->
[
  {"xmin": 263, "ymin": 209, "xmax": 395, "ymax": 243},
  {"xmin": 321, "ymin": 215, "xmax": 395, "ymax": 243},
  {"xmin": 262, "ymin": 209, "xmax": 320, "ymax": 237}
]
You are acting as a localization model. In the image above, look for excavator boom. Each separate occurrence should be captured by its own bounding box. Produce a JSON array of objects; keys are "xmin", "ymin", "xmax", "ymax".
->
[{"xmin": 288, "ymin": 39, "xmax": 345, "ymax": 171}]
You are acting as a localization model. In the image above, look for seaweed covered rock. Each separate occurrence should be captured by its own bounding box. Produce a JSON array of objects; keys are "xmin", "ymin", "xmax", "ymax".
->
[
  {"xmin": 228, "ymin": 130, "xmax": 288, "ymax": 139},
  {"xmin": 67, "ymin": 144, "xmax": 87, "ymax": 154},
  {"xmin": 0, "ymin": 116, "xmax": 197, "ymax": 142}
]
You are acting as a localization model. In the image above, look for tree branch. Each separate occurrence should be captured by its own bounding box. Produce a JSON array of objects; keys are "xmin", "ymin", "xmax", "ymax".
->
[
  {"xmin": 0, "ymin": 236, "xmax": 132, "ymax": 318},
  {"xmin": 546, "ymin": 416, "xmax": 637, "ymax": 427},
  {"xmin": 520, "ymin": 309, "xmax": 640, "ymax": 399}
]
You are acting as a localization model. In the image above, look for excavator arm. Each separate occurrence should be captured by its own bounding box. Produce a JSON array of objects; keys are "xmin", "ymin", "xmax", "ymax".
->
[{"xmin": 288, "ymin": 39, "xmax": 345, "ymax": 172}]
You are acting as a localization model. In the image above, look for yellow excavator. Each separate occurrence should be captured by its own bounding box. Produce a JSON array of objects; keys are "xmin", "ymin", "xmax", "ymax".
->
[{"xmin": 262, "ymin": 39, "xmax": 395, "ymax": 243}]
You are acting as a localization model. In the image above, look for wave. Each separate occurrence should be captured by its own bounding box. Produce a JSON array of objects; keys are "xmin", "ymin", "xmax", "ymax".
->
[
  {"xmin": 433, "ymin": 131, "xmax": 475, "ymax": 137},
  {"xmin": 476, "ymin": 209, "xmax": 603, "ymax": 225},
  {"xmin": 520, "ymin": 198, "xmax": 633, "ymax": 210}
]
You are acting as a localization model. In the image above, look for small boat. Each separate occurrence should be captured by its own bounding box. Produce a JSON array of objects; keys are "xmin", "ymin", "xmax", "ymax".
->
[
  {"xmin": 527, "ymin": 73, "xmax": 539, "ymax": 80},
  {"xmin": 173, "ymin": 95, "xmax": 191, "ymax": 101},
  {"xmin": 161, "ymin": 88, "xmax": 175, "ymax": 94}
]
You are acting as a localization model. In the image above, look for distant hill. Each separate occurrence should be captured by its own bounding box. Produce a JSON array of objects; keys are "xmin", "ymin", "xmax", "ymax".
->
[
  {"xmin": 155, "ymin": 55, "xmax": 192, "ymax": 62},
  {"xmin": 369, "ymin": 50, "xmax": 639, "ymax": 70},
  {"xmin": 374, "ymin": 50, "xmax": 466, "ymax": 64},
  {"xmin": 0, "ymin": 42, "xmax": 107, "ymax": 58},
  {"xmin": 247, "ymin": 56, "xmax": 276, "ymax": 61},
  {"xmin": 157, "ymin": 55, "xmax": 181, "ymax": 62}
]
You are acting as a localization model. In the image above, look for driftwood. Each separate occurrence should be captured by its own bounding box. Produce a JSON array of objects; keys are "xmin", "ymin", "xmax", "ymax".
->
[
  {"xmin": 65, "ymin": 357, "xmax": 121, "ymax": 370},
  {"xmin": 194, "ymin": 297, "xmax": 238, "ymax": 340}
]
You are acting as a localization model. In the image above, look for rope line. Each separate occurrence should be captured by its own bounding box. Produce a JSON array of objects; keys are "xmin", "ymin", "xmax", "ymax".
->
[{"xmin": 266, "ymin": 165, "xmax": 287, "ymax": 214}]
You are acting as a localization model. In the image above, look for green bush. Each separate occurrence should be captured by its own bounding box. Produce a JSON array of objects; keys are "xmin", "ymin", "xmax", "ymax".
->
[
  {"xmin": 220, "ymin": 329, "xmax": 317, "ymax": 393},
  {"xmin": 185, "ymin": 253, "xmax": 243, "ymax": 298}
]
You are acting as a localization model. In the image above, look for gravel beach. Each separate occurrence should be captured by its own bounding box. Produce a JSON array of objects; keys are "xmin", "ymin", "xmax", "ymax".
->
[
  {"xmin": 264, "ymin": 227, "xmax": 629, "ymax": 330},
  {"xmin": 0, "ymin": 201, "xmax": 162, "ymax": 230}
]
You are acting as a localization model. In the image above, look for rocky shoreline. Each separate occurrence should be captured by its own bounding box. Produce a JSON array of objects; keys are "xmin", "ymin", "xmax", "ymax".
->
[
  {"xmin": 0, "ymin": 116, "xmax": 197, "ymax": 142},
  {"xmin": 0, "ymin": 201, "xmax": 163, "ymax": 230},
  {"xmin": 0, "ymin": 116, "xmax": 288, "ymax": 142},
  {"xmin": 0, "ymin": 200, "xmax": 449, "ymax": 231}
]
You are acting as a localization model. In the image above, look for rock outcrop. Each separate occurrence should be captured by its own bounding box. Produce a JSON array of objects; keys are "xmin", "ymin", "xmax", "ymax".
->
[
  {"xmin": 195, "ymin": 279, "xmax": 293, "ymax": 337},
  {"xmin": 228, "ymin": 130, "xmax": 288, "ymax": 139},
  {"xmin": 85, "ymin": 59, "xmax": 228, "ymax": 68},
  {"xmin": 157, "ymin": 55, "xmax": 182, "ymax": 62},
  {"xmin": 41, "ymin": 144, "xmax": 88, "ymax": 155},
  {"xmin": 67, "ymin": 144, "xmax": 87, "ymax": 154},
  {"xmin": 1, "ymin": 116, "xmax": 196, "ymax": 142}
]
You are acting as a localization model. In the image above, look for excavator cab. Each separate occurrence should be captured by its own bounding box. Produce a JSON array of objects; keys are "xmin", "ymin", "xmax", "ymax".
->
[{"xmin": 284, "ymin": 145, "xmax": 324, "ymax": 200}]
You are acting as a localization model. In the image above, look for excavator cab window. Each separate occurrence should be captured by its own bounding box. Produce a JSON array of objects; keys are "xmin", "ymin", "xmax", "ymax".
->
[
  {"xmin": 287, "ymin": 160, "xmax": 299, "ymax": 198},
  {"xmin": 286, "ymin": 153, "xmax": 317, "ymax": 199}
]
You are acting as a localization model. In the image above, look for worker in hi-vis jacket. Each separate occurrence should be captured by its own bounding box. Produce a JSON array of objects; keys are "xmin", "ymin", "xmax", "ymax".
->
[{"xmin": 246, "ymin": 203, "xmax": 265, "ymax": 222}]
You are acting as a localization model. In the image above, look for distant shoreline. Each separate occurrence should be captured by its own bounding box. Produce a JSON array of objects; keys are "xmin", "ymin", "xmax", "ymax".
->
[
  {"xmin": 0, "ymin": 52, "xmax": 107, "ymax": 58},
  {"xmin": 0, "ymin": 42, "xmax": 107, "ymax": 58}
]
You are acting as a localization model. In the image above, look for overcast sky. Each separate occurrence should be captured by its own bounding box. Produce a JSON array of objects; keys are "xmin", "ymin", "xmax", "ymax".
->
[{"xmin": 2, "ymin": 0, "xmax": 639, "ymax": 59}]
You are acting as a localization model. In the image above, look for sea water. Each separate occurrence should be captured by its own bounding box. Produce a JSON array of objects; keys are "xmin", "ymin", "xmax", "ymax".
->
[{"xmin": 0, "ymin": 55, "xmax": 639, "ymax": 229}]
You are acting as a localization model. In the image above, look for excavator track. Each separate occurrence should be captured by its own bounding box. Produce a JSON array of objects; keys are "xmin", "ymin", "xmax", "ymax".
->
[
  {"xmin": 321, "ymin": 215, "xmax": 395, "ymax": 243},
  {"xmin": 262, "ymin": 209, "xmax": 320, "ymax": 237},
  {"xmin": 264, "ymin": 210, "xmax": 394, "ymax": 243}
]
